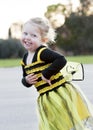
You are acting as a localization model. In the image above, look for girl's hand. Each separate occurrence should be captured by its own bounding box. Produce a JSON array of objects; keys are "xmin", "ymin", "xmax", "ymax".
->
[
  {"xmin": 25, "ymin": 73, "xmax": 38, "ymax": 85},
  {"xmin": 42, "ymin": 75, "xmax": 51, "ymax": 86}
]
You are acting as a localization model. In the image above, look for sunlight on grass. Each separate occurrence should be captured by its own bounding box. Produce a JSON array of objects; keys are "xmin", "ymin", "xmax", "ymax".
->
[
  {"xmin": 0, "ymin": 59, "xmax": 21, "ymax": 67},
  {"xmin": 0, "ymin": 55, "xmax": 93, "ymax": 67},
  {"xmin": 66, "ymin": 55, "xmax": 93, "ymax": 64}
]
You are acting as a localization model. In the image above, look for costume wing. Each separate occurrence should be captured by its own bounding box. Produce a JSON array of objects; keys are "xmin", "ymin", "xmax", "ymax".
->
[{"xmin": 61, "ymin": 61, "xmax": 84, "ymax": 81}]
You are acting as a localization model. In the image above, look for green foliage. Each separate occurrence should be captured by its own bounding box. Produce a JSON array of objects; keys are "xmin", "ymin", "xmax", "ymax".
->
[
  {"xmin": 45, "ymin": 4, "xmax": 68, "ymax": 28},
  {"xmin": 56, "ymin": 14, "xmax": 93, "ymax": 55},
  {"xmin": 45, "ymin": 1, "xmax": 93, "ymax": 55},
  {"xmin": 46, "ymin": 3, "xmax": 66, "ymax": 13},
  {"xmin": 79, "ymin": 0, "xmax": 92, "ymax": 15},
  {"xmin": 0, "ymin": 38, "xmax": 26, "ymax": 59}
]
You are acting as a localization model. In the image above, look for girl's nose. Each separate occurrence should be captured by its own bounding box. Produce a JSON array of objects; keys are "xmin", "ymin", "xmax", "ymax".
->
[{"xmin": 26, "ymin": 34, "xmax": 31, "ymax": 40}]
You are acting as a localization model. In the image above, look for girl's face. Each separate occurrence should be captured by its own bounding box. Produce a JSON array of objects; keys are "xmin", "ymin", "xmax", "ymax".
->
[{"xmin": 21, "ymin": 22, "xmax": 42, "ymax": 52}]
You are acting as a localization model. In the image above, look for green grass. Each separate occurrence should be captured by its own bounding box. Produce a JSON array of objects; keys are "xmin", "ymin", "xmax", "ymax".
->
[
  {"xmin": 66, "ymin": 55, "xmax": 93, "ymax": 64},
  {"xmin": 0, "ymin": 59, "xmax": 21, "ymax": 67},
  {"xmin": 0, "ymin": 55, "xmax": 93, "ymax": 67}
]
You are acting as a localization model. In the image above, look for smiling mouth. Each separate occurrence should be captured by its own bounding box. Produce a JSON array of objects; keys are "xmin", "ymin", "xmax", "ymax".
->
[{"xmin": 25, "ymin": 41, "xmax": 32, "ymax": 45}]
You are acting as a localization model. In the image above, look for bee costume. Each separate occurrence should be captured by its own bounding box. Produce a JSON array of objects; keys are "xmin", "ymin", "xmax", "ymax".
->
[{"xmin": 21, "ymin": 45, "xmax": 93, "ymax": 130}]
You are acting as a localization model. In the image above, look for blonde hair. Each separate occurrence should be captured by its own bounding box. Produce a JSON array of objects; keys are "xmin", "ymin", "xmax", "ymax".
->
[{"xmin": 25, "ymin": 17, "xmax": 56, "ymax": 43}]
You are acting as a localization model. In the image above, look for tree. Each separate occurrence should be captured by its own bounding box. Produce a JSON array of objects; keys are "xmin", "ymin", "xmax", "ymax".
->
[
  {"xmin": 44, "ymin": 1, "xmax": 93, "ymax": 55},
  {"xmin": 77, "ymin": 0, "xmax": 93, "ymax": 15},
  {"xmin": 8, "ymin": 22, "xmax": 23, "ymax": 39},
  {"xmin": 56, "ymin": 14, "xmax": 93, "ymax": 55},
  {"xmin": 45, "ymin": 3, "xmax": 72, "ymax": 28}
]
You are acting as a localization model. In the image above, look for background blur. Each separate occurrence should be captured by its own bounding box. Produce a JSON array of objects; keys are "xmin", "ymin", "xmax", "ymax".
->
[
  {"xmin": 0, "ymin": 0, "xmax": 93, "ymax": 58},
  {"xmin": 0, "ymin": 1, "xmax": 93, "ymax": 130}
]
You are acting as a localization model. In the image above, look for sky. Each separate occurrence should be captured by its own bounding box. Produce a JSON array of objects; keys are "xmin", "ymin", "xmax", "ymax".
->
[{"xmin": 0, "ymin": 0, "xmax": 80, "ymax": 38}]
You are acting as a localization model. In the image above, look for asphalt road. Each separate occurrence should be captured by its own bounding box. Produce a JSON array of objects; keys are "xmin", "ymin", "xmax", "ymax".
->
[{"xmin": 0, "ymin": 64, "xmax": 93, "ymax": 130}]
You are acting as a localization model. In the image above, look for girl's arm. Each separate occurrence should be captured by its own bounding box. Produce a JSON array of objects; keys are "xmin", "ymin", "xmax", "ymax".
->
[
  {"xmin": 21, "ymin": 64, "xmax": 38, "ymax": 88},
  {"xmin": 21, "ymin": 53, "xmax": 38, "ymax": 88},
  {"xmin": 21, "ymin": 65, "xmax": 32, "ymax": 87},
  {"xmin": 21, "ymin": 73, "xmax": 38, "ymax": 88},
  {"xmin": 40, "ymin": 48, "xmax": 67, "ymax": 79}
]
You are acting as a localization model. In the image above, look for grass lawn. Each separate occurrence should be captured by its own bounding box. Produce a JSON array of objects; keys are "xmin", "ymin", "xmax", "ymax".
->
[
  {"xmin": 0, "ymin": 59, "xmax": 21, "ymax": 67},
  {"xmin": 66, "ymin": 55, "xmax": 93, "ymax": 64},
  {"xmin": 0, "ymin": 55, "xmax": 93, "ymax": 67}
]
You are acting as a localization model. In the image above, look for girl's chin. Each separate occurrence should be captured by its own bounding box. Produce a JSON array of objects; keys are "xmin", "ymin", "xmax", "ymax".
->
[
  {"xmin": 24, "ymin": 45, "xmax": 32, "ymax": 49},
  {"xmin": 25, "ymin": 46, "xmax": 34, "ymax": 51}
]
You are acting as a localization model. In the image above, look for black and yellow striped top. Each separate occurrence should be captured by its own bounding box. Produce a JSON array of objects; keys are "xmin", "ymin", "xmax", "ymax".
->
[{"xmin": 21, "ymin": 45, "xmax": 67, "ymax": 94}]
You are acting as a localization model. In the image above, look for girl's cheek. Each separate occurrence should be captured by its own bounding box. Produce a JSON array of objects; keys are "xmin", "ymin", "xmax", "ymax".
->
[{"xmin": 21, "ymin": 34, "xmax": 25, "ymax": 41}]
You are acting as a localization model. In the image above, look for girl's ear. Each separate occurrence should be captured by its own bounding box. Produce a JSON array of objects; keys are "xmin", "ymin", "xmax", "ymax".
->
[{"xmin": 42, "ymin": 38, "xmax": 48, "ymax": 43}]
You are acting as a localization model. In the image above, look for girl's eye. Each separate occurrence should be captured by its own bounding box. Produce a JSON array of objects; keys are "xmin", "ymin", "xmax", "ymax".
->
[
  {"xmin": 24, "ymin": 32, "xmax": 28, "ymax": 35},
  {"xmin": 31, "ymin": 34, "xmax": 37, "ymax": 37}
]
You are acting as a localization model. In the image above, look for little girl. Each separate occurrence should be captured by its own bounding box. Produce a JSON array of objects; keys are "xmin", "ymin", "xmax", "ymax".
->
[{"xmin": 20, "ymin": 17, "xmax": 93, "ymax": 130}]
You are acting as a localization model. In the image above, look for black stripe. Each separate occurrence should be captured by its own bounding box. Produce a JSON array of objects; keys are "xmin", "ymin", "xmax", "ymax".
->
[
  {"xmin": 40, "ymin": 85, "xmax": 65, "ymax": 95},
  {"xmin": 37, "ymin": 77, "xmax": 42, "ymax": 82},
  {"xmin": 37, "ymin": 82, "xmax": 49, "ymax": 91},
  {"xmin": 36, "ymin": 76, "xmax": 64, "ymax": 91},
  {"xmin": 25, "ymin": 62, "xmax": 49, "ymax": 72},
  {"xmin": 51, "ymin": 75, "xmax": 64, "ymax": 84},
  {"xmin": 37, "ymin": 75, "xmax": 64, "ymax": 84}
]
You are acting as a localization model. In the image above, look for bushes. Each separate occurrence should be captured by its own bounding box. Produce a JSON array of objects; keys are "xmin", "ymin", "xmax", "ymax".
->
[
  {"xmin": 0, "ymin": 38, "xmax": 26, "ymax": 59},
  {"xmin": 56, "ymin": 14, "xmax": 93, "ymax": 55}
]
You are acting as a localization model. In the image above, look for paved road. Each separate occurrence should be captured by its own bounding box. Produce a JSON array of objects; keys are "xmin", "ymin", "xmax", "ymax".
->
[{"xmin": 0, "ymin": 64, "xmax": 93, "ymax": 130}]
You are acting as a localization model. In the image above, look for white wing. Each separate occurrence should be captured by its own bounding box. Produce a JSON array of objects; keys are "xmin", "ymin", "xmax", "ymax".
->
[{"xmin": 61, "ymin": 61, "xmax": 84, "ymax": 81}]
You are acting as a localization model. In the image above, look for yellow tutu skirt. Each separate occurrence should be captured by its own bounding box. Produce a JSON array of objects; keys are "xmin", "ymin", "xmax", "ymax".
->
[{"xmin": 37, "ymin": 82, "xmax": 93, "ymax": 130}]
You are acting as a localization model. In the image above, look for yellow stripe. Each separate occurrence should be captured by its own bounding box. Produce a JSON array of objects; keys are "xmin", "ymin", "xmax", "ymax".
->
[
  {"xmin": 37, "ymin": 47, "xmax": 46, "ymax": 61},
  {"xmin": 26, "ymin": 63, "xmax": 51, "ymax": 74},
  {"xmin": 25, "ymin": 60, "xmax": 44, "ymax": 68},
  {"xmin": 50, "ymin": 72, "xmax": 62, "ymax": 80},
  {"xmin": 35, "ymin": 72, "xmax": 63, "ymax": 87},
  {"xmin": 21, "ymin": 47, "xmax": 46, "ymax": 68},
  {"xmin": 38, "ymin": 78, "xmax": 66, "ymax": 94},
  {"xmin": 20, "ymin": 60, "xmax": 25, "ymax": 66},
  {"xmin": 24, "ymin": 47, "xmax": 46, "ymax": 68}
]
